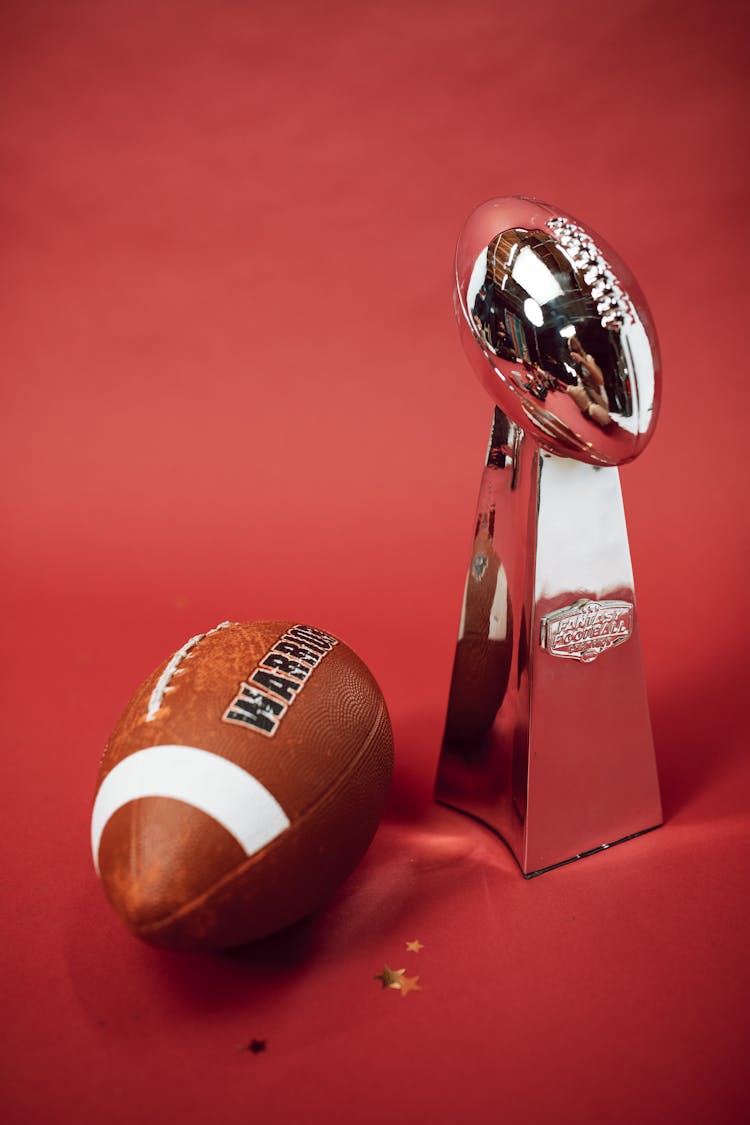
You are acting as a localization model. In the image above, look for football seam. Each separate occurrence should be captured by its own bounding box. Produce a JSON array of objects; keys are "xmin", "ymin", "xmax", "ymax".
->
[
  {"xmin": 145, "ymin": 621, "xmax": 234, "ymax": 722},
  {"xmin": 127, "ymin": 696, "xmax": 391, "ymax": 938}
]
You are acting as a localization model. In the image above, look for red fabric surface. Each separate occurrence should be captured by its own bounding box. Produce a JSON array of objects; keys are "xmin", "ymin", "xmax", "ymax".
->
[{"xmin": 2, "ymin": 1, "xmax": 749, "ymax": 1122}]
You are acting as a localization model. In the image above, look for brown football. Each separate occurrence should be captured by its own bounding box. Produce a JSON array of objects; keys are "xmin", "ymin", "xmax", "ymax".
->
[{"xmin": 91, "ymin": 620, "xmax": 393, "ymax": 950}]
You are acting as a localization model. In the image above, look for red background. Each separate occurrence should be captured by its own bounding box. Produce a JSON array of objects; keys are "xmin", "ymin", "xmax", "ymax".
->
[{"xmin": 2, "ymin": 2, "xmax": 749, "ymax": 1121}]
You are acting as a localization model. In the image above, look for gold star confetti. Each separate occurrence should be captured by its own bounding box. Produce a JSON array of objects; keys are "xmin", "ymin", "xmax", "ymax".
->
[
  {"xmin": 374, "ymin": 965, "xmax": 406, "ymax": 990},
  {"xmin": 399, "ymin": 974, "xmax": 421, "ymax": 998},
  {"xmin": 405, "ymin": 939, "xmax": 424, "ymax": 953}
]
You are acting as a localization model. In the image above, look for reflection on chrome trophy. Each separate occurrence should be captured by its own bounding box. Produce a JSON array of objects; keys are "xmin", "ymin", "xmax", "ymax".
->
[{"xmin": 435, "ymin": 197, "xmax": 662, "ymax": 876}]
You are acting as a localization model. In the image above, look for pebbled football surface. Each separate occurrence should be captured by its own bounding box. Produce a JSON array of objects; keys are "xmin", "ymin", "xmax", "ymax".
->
[{"xmin": 92, "ymin": 621, "xmax": 393, "ymax": 950}]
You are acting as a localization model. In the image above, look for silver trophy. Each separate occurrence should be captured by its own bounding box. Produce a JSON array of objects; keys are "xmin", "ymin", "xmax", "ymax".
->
[{"xmin": 435, "ymin": 197, "xmax": 662, "ymax": 876}]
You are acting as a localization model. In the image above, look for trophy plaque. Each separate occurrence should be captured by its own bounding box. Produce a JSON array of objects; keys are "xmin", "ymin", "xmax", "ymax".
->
[{"xmin": 435, "ymin": 197, "xmax": 662, "ymax": 876}]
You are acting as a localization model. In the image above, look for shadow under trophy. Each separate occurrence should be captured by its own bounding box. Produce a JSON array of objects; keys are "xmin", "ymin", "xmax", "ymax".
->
[{"xmin": 435, "ymin": 197, "xmax": 662, "ymax": 877}]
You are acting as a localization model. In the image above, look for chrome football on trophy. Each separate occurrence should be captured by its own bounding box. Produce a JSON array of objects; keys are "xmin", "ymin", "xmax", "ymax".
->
[{"xmin": 435, "ymin": 196, "xmax": 662, "ymax": 876}]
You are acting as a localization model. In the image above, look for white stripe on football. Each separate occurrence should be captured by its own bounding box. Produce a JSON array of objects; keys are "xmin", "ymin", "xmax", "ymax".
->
[{"xmin": 91, "ymin": 744, "xmax": 291, "ymax": 872}]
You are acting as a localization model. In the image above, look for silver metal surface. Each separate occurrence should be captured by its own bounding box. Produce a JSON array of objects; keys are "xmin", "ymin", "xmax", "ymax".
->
[
  {"xmin": 435, "ymin": 197, "xmax": 662, "ymax": 876},
  {"xmin": 453, "ymin": 196, "xmax": 659, "ymax": 467}
]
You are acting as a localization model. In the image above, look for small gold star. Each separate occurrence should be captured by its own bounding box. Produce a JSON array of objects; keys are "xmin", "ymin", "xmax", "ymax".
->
[
  {"xmin": 399, "ymin": 974, "xmax": 422, "ymax": 997},
  {"xmin": 405, "ymin": 939, "xmax": 424, "ymax": 953},
  {"xmin": 374, "ymin": 965, "xmax": 406, "ymax": 990}
]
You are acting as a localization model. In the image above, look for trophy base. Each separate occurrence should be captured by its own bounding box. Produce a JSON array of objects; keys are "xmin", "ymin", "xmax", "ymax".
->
[
  {"xmin": 435, "ymin": 798, "xmax": 661, "ymax": 878},
  {"xmin": 434, "ymin": 409, "xmax": 662, "ymax": 876}
]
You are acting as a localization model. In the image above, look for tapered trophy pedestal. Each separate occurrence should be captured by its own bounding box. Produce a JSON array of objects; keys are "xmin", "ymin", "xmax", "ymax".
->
[
  {"xmin": 435, "ymin": 197, "xmax": 662, "ymax": 876},
  {"xmin": 435, "ymin": 408, "xmax": 662, "ymax": 876}
]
